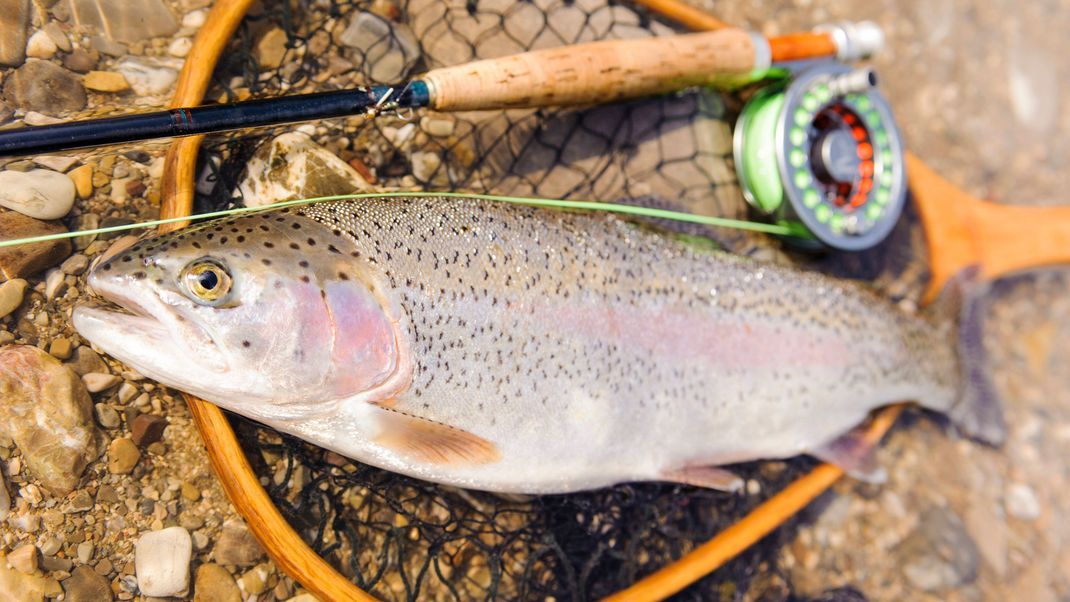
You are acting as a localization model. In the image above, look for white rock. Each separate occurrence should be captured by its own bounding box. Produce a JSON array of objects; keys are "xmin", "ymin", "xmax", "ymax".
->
[
  {"xmin": 237, "ymin": 132, "xmax": 371, "ymax": 208},
  {"xmin": 411, "ymin": 151, "xmax": 444, "ymax": 184},
  {"xmin": 23, "ymin": 112, "xmax": 64, "ymax": 126},
  {"xmin": 44, "ymin": 269, "xmax": 67, "ymax": 300},
  {"xmin": 168, "ymin": 37, "xmax": 192, "ymax": 57},
  {"xmin": 0, "ymin": 169, "xmax": 76, "ymax": 220},
  {"xmin": 116, "ymin": 57, "xmax": 181, "ymax": 96},
  {"xmin": 32, "ymin": 155, "xmax": 79, "ymax": 172},
  {"xmin": 26, "ymin": 30, "xmax": 58, "ymax": 59},
  {"xmin": 1005, "ymin": 483, "xmax": 1041, "ymax": 520},
  {"xmin": 135, "ymin": 527, "xmax": 191, "ymax": 597},
  {"xmin": 82, "ymin": 372, "xmax": 121, "ymax": 393},
  {"xmin": 181, "ymin": 9, "xmax": 208, "ymax": 29}
]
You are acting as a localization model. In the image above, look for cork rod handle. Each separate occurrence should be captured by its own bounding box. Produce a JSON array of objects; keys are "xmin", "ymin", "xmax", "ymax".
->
[{"xmin": 424, "ymin": 28, "xmax": 760, "ymax": 111}]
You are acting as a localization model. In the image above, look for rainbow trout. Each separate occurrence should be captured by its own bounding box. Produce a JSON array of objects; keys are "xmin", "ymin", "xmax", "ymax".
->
[{"xmin": 73, "ymin": 196, "xmax": 1003, "ymax": 493}]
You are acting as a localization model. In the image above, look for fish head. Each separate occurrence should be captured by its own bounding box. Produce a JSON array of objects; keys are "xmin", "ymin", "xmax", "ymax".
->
[{"xmin": 72, "ymin": 210, "xmax": 405, "ymax": 422}]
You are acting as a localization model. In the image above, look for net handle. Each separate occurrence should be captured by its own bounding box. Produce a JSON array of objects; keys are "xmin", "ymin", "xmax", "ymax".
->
[
  {"xmin": 424, "ymin": 28, "xmax": 761, "ymax": 111},
  {"xmin": 159, "ymin": 1, "xmax": 375, "ymax": 600}
]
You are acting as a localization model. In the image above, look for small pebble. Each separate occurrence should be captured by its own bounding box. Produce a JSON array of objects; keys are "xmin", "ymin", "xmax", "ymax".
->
[
  {"xmin": 48, "ymin": 337, "xmax": 72, "ymax": 359},
  {"xmin": 63, "ymin": 565, "xmax": 112, "ymax": 602},
  {"xmin": 76, "ymin": 541, "xmax": 94, "ymax": 564},
  {"xmin": 131, "ymin": 414, "xmax": 167, "ymax": 447},
  {"xmin": 94, "ymin": 404, "xmax": 121, "ymax": 429},
  {"xmin": 44, "ymin": 268, "xmax": 67, "ymax": 300},
  {"xmin": 26, "ymin": 30, "xmax": 58, "ymax": 59},
  {"xmin": 83, "ymin": 71, "xmax": 131, "ymax": 93},
  {"xmin": 238, "ymin": 563, "xmax": 271, "ymax": 596},
  {"xmin": 117, "ymin": 382, "xmax": 138, "ymax": 404},
  {"xmin": 83, "ymin": 372, "xmax": 121, "ymax": 392},
  {"xmin": 0, "ymin": 278, "xmax": 27, "ymax": 318},
  {"xmin": 60, "ymin": 253, "xmax": 89, "ymax": 275},
  {"xmin": 180, "ymin": 481, "xmax": 200, "ymax": 502},
  {"xmin": 194, "ymin": 563, "xmax": 241, "ymax": 602},
  {"xmin": 68, "ymin": 489, "xmax": 94, "ymax": 512},
  {"xmin": 1006, "ymin": 483, "xmax": 1041, "ymax": 520},
  {"xmin": 67, "ymin": 164, "xmax": 94, "ymax": 199},
  {"xmin": 107, "ymin": 438, "xmax": 140, "ymax": 474},
  {"xmin": 168, "ymin": 37, "xmax": 192, "ymax": 57},
  {"xmin": 8, "ymin": 543, "xmax": 38, "ymax": 574}
]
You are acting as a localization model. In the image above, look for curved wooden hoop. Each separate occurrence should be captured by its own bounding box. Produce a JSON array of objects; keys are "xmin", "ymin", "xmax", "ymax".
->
[{"xmin": 158, "ymin": 1, "xmax": 374, "ymax": 599}]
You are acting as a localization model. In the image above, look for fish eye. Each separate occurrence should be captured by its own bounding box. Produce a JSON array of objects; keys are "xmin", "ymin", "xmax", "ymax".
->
[{"xmin": 180, "ymin": 259, "xmax": 232, "ymax": 305}]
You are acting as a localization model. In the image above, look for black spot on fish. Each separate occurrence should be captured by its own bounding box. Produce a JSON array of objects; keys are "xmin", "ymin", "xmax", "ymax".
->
[
  {"xmin": 262, "ymin": 259, "xmax": 272, "ymax": 266},
  {"xmin": 237, "ymin": 236, "xmax": 245, "ymax": 243},
  {"xmin": 132, "ymin": 271, "xmax": 146, "ymax": 280},
  {"xmin": 306, "ymin": 238, "xmax": 316, "ymax": 246},
  {"xmin": 242, "ymin": 340, "xmax": 251, "ymax": 348},
  {"xmin": 264, "ymin": 242, "xmax": 274, "ymax": 248},
  {"xmin": 338, "ymin": 272, "xmax": 349, "ymax": 280},
  {"xmin": 298, "ymin": 260, "xmax": 309, "ymax": 268},
  {"xmin": 300, "ymin": 275, "xmax": 310, "ymax": 283},
  {"xmin": 289, "ymin": 242, "xmax": 299, "ymax": 250}
]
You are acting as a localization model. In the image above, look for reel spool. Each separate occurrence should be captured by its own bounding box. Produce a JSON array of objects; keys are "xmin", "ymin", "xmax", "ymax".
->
[{"xmin": 734, "ymin": 63, "xmax": 907, "ymax": 251}]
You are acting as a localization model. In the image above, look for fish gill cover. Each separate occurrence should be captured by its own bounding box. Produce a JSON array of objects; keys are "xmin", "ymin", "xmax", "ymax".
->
[{"xmin": 192, "ymin": 0, "xmax": 929, "ymax": 598}]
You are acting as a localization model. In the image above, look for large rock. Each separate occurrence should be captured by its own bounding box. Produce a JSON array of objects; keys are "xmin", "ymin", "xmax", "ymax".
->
[
  {"xmin": 135, "ymin": 527, "xmax": 191, "ymax": 597},
  {"xmin": 71, "ymin": 0, "xmax": 178, "ymax": 43},
  {"xmin": 338, "ymin": 11, "xmax": 420, "ymax": 84},
  {"xmin": 0, "ymin": 0, "xmax": 30, "ymax": 67},
  {"xmin": 237, "ymin": 132, "xmax": 372, "ymax": 208},
  {"xmin": 0, "ymin": 346, "xmax": 105, "ymax": 495},
  {"xmin": 2, "ymin": 60, "xmax": 87, "ymax": 116},
  {"xmin": 0, "ymin": 210, "xmax": 72, "ymax": 280},
  {"xmin": 0, "ymin": 169, "xmax": 76, "ymax": 220}
]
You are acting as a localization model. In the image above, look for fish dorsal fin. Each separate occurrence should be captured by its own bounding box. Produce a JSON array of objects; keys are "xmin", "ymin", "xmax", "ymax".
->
[
  {"xmin": 661, "ymin": 465, "xmax": 744, "ymax": 492},
  {"xmin": 374, "ymin": 409, "xmax": 501, "ymax": 466},
  {"xmin": 809, "ymin": 426, "xmax": 887, "ymax": 484}
]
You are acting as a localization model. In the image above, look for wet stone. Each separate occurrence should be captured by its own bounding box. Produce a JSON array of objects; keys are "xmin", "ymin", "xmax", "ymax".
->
[
  {"xmin": 94, "ymin": 404, "xmax": 120, "ymax": 429},
  {"xmin": 84, "ymin": 71, "xmax": 131, "ymax": 93},
  {"xmin": 0, "ymin": 210, "xmax": 72, "ymax": 280},
  {"xmin": 2, "ymin": 59, "xmax": 87, "ymax": 115},
  {"xmin": 60, "ymin": 253, "xmax": 89, "ymax": 275},
  {"xmin": 68, "ymin": 489, "xmax": 94, "ymax": 512},
  {"xmin": 237, "ymin": 132, "xmax": 371, "ymax": 207},
  {"xmin": 47, "ymin": 337, "xmax": 72, "ymax": 360},
  {"xmin": 66, "ymin": 346, "xmax": 107, "ymax": 376},
  {"xmin": 26, "ymin": 29, "xmax": 58, "ymax": 59},
  {"xmin": 83, "ymin": 372, "xmax": 121, "ymax": 392},
  {"xmin": 8, "ymin": 543, "xmax": 38, "ymax": 574},
  {"xmin": 115, "ymin": 57, "xmax": 180, "ymax": 96}
]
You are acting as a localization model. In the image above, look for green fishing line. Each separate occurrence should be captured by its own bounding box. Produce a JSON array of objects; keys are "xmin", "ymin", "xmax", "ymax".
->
[{"xmin": 0, "ymin": 192, "xmax": 797, "ymax": 249}]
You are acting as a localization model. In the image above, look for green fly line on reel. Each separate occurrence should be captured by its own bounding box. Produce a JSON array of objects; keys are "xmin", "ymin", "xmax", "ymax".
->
[{"xmin": 734, "ymin": 62, "xmax": 908, "ymax": 251}]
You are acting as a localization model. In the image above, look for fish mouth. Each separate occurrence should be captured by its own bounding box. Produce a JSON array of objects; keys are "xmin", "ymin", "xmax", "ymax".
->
[{"xmin": 73, "ymin": 273, "xmax": 228, "ymax": 378}]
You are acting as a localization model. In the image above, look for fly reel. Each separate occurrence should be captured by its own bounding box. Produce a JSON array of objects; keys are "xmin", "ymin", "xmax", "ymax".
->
[{"xmin": 734, "ymin": 62, "xmax": 907, "ymax": 251}]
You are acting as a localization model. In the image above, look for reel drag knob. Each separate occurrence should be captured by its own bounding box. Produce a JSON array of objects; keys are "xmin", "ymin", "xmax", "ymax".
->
[{"xmin": 733, "ymin": 63, "xmax": 907, "ymax": 251}]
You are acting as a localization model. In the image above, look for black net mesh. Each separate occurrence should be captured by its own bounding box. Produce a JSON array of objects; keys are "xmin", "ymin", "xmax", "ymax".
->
[{"xmin": 190, "ymin": 0, "xmax": 921, "ymax": 598}]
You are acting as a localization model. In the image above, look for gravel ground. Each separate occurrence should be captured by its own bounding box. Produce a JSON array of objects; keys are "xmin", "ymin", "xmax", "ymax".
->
[{"xmin": 0, "ymin": 0, "xmax": 1066, "ymax": 600}]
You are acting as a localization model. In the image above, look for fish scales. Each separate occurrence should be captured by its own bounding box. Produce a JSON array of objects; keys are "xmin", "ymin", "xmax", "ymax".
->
[{"xmin": 73, "ymin": 195, "xmax": 984, "ymax": 494}]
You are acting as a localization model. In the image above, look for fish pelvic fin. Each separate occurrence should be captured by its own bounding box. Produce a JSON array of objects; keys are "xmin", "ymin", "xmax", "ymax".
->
[
  {"xmin": 374, "ymin": 408, "xmax": 502, "ymax": 466},
  {"xmin": 809, "ymin": 423, "xmax": 887, "ymax": 484},
  {"xmin": 660, "ymin": 465, "xmax": 744, "ymax": 492},
  {"xmin": 928, "ymin": 266, "xmax": 1007, "ymax": 445}
]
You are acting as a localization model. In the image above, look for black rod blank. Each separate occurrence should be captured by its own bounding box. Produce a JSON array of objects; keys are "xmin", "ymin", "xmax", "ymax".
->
[{"xmin": 0, "ymin": 82, "xmax": 430, "ymax": 157}]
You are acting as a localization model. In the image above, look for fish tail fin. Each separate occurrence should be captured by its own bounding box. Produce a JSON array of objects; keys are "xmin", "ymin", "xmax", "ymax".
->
[{"xmin": 927, "ymin": 266, "xmax": 1006, "ymax": 445}]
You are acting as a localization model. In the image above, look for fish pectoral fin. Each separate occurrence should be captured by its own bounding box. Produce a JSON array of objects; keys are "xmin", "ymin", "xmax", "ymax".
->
[
  {"xmin": 374, "ymin": 409, "xmax": 501, "ymax": 466},
  {"xmin": 661, "ymin": 465, "xmax": 743, "ymax": 492},
  {"xmin": 809, "ymin": 426, "xmax": 887, "ymax": 484}
]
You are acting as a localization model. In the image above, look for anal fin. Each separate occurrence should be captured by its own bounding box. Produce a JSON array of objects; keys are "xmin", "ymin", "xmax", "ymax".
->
[
  {"xmin": 809, "ymin": 425, "xmax": 887, "ymax": 484},
  {"xmin": 661, "ymin": 465, "xmax": 744, "ymax": 492},
  {"xmin": 374, "ymin": 409, "xmax": 501, "ymax": 466}
]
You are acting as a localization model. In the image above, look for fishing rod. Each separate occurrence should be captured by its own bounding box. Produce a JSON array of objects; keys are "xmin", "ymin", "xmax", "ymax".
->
[{"xmin": 0, "ymin": 23, "xmax": 880, "ymax": 158}]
